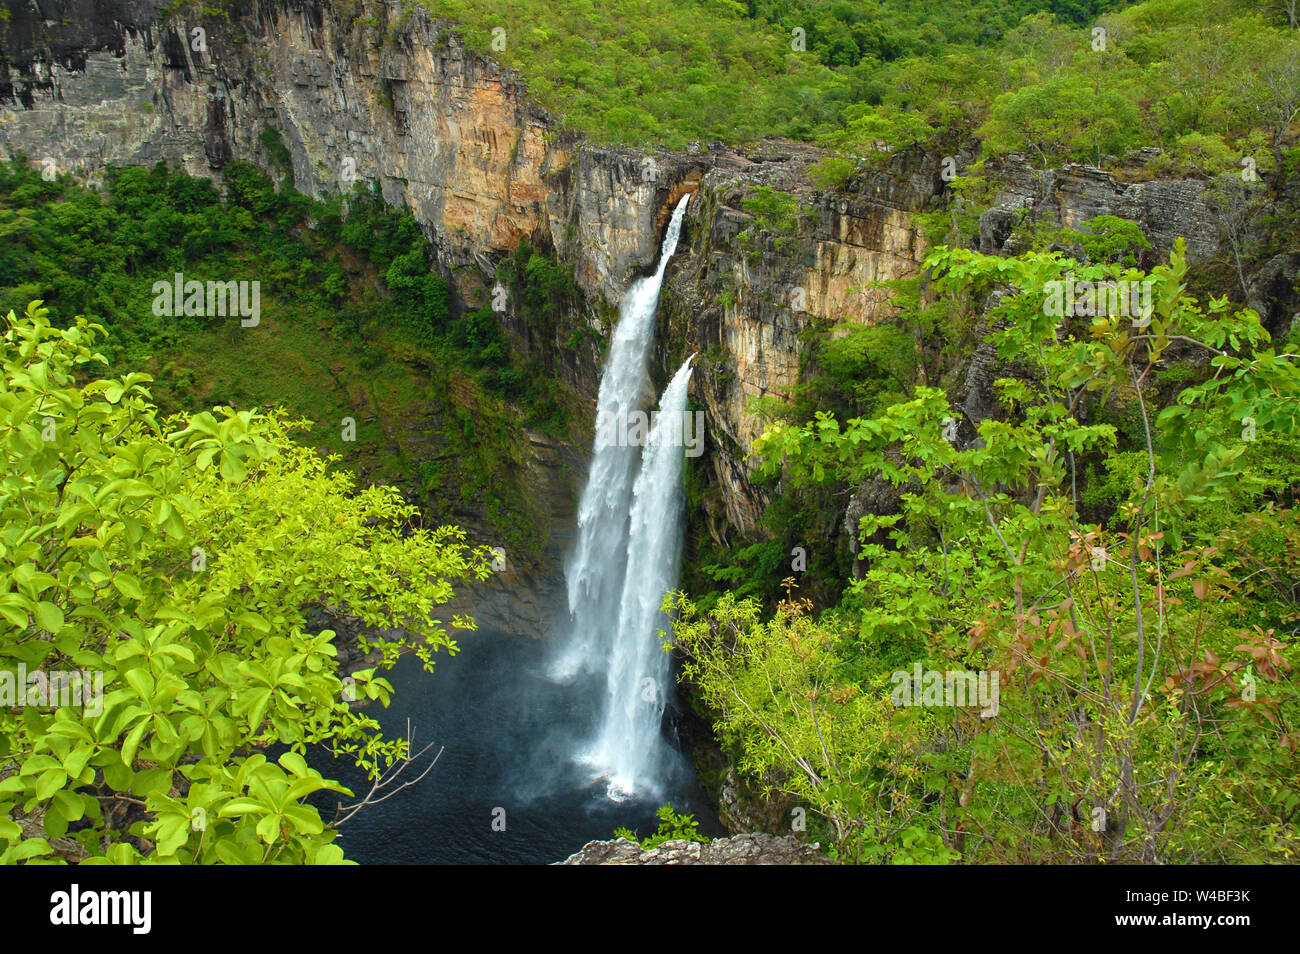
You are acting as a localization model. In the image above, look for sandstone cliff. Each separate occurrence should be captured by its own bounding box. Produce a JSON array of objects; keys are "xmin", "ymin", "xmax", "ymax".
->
[{"xmin": 1, "ymin": 0, "xmax": 1265, "ymax": 563}]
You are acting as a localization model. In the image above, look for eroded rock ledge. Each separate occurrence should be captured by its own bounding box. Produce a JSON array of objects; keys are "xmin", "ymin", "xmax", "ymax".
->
[{"xmin": 557, "ymin": 833, "xmax": 833, "ymax": 865}]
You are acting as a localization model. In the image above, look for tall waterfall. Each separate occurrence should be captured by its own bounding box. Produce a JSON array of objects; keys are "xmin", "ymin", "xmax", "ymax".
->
[
  {"xmin": 585, "ymin": 355, "xmax": 695, "ymax": 797},
  {"xmin": 551, "ymin": 194, "xmax": 692, "ymax": 683},
  {"xmin": 550, "ymin": 193, "xmax": 694, "ymax": 799}
]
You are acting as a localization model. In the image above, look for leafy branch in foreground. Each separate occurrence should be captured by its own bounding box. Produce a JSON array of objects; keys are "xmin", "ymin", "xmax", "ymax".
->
[{"xmin": 0, "ymin": 301, "xmax": 491, "ymax": 864}]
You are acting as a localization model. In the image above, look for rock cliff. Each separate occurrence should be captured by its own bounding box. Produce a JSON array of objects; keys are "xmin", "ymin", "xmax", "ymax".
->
[
  {"xmin": 558, "ymin": 833, "xmax": 833, "ymax": 865},
  {"xmin": 660, "ymin": 144, "xmax": 940, "ymax": 536},
  {"xmin": 1, "ymin": 0, "xmax": 1259, "ymax": 558}
]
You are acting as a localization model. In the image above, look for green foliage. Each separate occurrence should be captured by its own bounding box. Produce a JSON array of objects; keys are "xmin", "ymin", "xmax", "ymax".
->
[
  {"xmin": 740, "ymin": 187, "xmax": 801, "ymax": 238},
  {"xmin": 0, "ymin": 302, "xmax": 493, "ymax": 863},
  {"xmin": 808, "ymin": 156, "xmax": 857, "ymax": 190},
  {"xmin": 1076, "ymin": 214, "xmax": 1152, "ymax": 266},
  {"xmin": 417, "ymin": 0, "xmax": 1204, "ymax": 155},
  {"xmin": 0, "ymin": 158, "xmax": 571, "ymax": 559},
  {"xmin": 811, "ymin": 322, "xmax": 917, "ymax": 418},
  {"xmin": 982, "ymin": 75, "xmax": 1142, "ymax": 167},
  {"xmin": 258, "ymin": 126, "xmax": 294, "ymax": 184},
  {"xmin": 672, "ymin": 239, "xmax": 1300, "ymax": 864},
  {"xmin": 1147, "ymin": 131, "xmax": 1240, "ymax": 178},
  {"xmin": 384, "ymin": 248, "xmax": 450, "ymax": 344},
  {"xmin": 449, "ymin": 306, "xmax": 508, "ymax": 369},
  {"xmin": 406, "ymin": 0, "xmax": 1292, "ymax": 180},
  {"xmin": 418, "ymin": 0, "xmax": 850, "ymax": 148},
  {"xmin": 613, "ymin": 803, "xmax": 708, "ymax": 848},
  {"xmin": 468, "ymin": 242, "xmax": 582, "ymax": 433}
]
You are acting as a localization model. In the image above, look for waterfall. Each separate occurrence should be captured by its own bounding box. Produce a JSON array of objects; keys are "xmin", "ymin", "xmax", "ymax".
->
[
  {"xmin": 550, "ymin": 193, "xmax": 692, "ymax": 682},
  {"xmin": 548, "ymin": 193, "xmax": 695, "ymax": 800},
  {"xmin": 584, "ymin": 355, "xmax": 695, "ymax": 798}
]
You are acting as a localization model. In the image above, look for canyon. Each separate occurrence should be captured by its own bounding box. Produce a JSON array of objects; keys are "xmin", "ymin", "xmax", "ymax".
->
[
  {"xmin": 3, "ymin": 0, "xmax": 1249, "ymax": 582},
  {"xmin": 5, "ymin": 0, "xmax": 1296, "ymax": 868}
]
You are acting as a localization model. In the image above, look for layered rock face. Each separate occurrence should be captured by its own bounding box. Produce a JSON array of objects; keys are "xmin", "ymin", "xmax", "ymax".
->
[
  {"xmin": 661, "ymin": 145, "xmax": 940, "ymax": 536},
  {"xmin": 0, "ymin": 0, "xmax": 683, "ymax": 386},
  {"xmin": 2, "ymin": 2, "xmax": 551, "ymax": 257},
  {"xmin": 1, "ymin": 0, "xmax": 1243, "ymax": 552},
  {"xmin": 978, "ymin": 155, "xmax": 1220, "ymax": 261}
]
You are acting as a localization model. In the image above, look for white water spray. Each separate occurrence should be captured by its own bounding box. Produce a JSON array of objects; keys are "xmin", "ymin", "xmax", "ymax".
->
[{"xmin": 583, "ymin": 355, "xmax": 695, "ymax": 797}]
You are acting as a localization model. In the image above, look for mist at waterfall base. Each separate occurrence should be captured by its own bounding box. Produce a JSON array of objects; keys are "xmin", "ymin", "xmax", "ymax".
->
[
  {"xmin": 311, "ymin": 626, "xmax": 718, "ymax": 865},
  {"xmin": 307, "ymin": 195, "xmax": 716, "ymax": 862}
]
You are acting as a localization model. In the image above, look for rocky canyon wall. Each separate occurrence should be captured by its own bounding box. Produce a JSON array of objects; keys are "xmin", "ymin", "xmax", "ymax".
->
[{"xmin": 1, "ymin": 0, "xmax": 1252, "ymax": 555}]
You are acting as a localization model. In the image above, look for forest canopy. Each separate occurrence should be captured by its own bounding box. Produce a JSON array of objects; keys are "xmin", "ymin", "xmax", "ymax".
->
[{"xmin": 412, "ymin": 0, "xmax": 1299, "ymax": 179}]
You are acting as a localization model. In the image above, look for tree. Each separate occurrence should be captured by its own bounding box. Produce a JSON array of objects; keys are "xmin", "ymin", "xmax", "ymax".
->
[
  {"xmin": 1205, "ymin": 175, "xmax": 1266, "ymax": 299},
  {"xmin": 982, "ymin": 74, "xmax": 1141, "ymax": 169},
  {"xmin": 1075, "ymin": 214, "xmax": 1152, "ymax": 267},
  {"xmin": 0, "ymin": 302, "xmax": 491, "ymax": 864},
  {"xmin": 1261, "ymin": 0, "xmax": 1299, "ymax": 31}
]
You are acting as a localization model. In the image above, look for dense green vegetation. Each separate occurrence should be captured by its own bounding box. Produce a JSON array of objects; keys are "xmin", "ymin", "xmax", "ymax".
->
[
  {"xmin": 415, "ymin": 0, "xmax": 1298, "ymax": 181},
  {"xmin": 0, "ymin": 158, "xmax": 583, "ymax": 562},
  {"xmin": 0, "ymin": 302, "xmax": 492, "ymax": 862},
  {"xmin": 669, "ymin": 239, "xmax": 1300, "ymax": 863},
  {"xmin": 3, "ymin": 0, "xmax": 1297, "ymax": 869},
  {"xmin": 416, "ymin": 0, "xmax": 1105, "ymax": 146}
]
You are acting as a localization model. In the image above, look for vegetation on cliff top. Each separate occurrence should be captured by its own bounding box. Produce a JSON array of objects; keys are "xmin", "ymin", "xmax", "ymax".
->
[{"xmin": 417, "ymin": 0, "xmax": 1298, "ymax": 181}]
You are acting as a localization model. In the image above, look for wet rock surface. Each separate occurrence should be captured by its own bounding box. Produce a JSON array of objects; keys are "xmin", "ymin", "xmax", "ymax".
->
[{"xmin": 558, "ymin": 832, "xmax": 833, "ymax": 865}]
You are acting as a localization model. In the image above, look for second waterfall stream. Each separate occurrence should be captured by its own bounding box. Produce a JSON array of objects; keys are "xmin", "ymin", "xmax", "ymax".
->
[{"xmin": 550, "ymin": 193, "xmax": 695, "ymax": 799}]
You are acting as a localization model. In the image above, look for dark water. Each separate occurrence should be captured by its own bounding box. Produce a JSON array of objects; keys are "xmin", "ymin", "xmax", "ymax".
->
[{"xmin": 308, "ymin": 628, "xmax": 720, "ymax": 864}]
